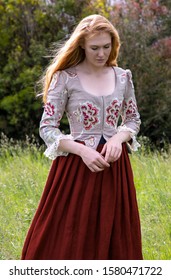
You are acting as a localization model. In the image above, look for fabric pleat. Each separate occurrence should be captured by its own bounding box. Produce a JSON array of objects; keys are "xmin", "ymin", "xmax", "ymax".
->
[{"xmin": 21, "ymin": 143, "xmax": 143, "ymax": 260}]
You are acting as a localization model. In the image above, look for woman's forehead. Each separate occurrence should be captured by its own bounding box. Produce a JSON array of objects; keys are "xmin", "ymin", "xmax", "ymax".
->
[{"xmin": 85, "ymin": 32, "xmax": 112, "ymax": 45}]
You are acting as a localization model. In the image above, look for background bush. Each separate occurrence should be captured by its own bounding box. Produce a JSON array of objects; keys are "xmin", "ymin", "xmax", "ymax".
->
[{"xmin": 0, "ymin": 0, "xmax": 171, "ymax": 147}]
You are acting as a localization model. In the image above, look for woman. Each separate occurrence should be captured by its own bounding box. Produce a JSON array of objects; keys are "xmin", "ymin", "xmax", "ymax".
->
[{"xmin": 21, "ymin": 14, "xmax": 143, "ymax": 260}]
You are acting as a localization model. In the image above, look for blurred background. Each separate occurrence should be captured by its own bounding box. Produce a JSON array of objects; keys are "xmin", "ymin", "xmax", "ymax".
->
[
  {"xmin": 0, "ymin": 1, "xmax": 171, "ymax": 260},
  {"xmin": 0, "ymin": 0, "xmax": 171, "ymax": 149}
]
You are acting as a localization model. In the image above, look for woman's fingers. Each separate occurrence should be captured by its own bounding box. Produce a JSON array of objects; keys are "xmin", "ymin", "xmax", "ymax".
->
[
  {"xmin": 104, "ymin": 145, "xmax": 122, "ymax": 162},
  {"xmin": 89, "ymin": 157, "xmax": 110, "ymax": 172},
  {"xmin": 90, "ymin": 158, "xmax": 110, "ymax": 172},
  {"xmin": 100, "ymin": 144, "xmax": 107, "ymax": 156},
  {"xmin": 97, "ymin": 155, "xmax": 110, "ymax": 168},
  {"xmin": 100, "ymin": 141, "xmax": 122, "ymax": 163},
  {"xmin": 81, "ymin": 147, "xmax": 110, "ymax": 172},
  {"xmin": 90, "ymin": 165, "xmax": 105, "ymax": 172}
]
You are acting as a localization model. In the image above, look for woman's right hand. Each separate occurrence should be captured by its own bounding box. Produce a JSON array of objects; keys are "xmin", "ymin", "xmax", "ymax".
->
[
  {"xmin": 58, "ymin": 139, "xmax": 110, "ymax": 172},
  {"xmin": 80, "ymin": 146, "xmax": 110, "ymax": 172}
]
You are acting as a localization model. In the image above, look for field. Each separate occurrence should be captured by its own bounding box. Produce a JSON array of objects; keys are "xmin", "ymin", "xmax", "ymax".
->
[{"xmin": 0, "ymin": 136, "xmax": 171, "ymax": 260}]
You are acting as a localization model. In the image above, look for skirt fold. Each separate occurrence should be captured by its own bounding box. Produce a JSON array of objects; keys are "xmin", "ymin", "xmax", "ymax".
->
[{"xmin": 21, "ymin": 143, "xmax": 143, "ymax": 260}]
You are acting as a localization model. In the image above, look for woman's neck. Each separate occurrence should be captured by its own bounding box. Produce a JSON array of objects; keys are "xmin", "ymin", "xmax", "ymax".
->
[{"xmin": 78, "ymin": 60, "xmax": 108, "ymax": 75}]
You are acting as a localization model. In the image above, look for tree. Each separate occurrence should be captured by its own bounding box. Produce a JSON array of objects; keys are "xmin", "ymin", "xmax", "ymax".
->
[
  {"xmin": 109, "ymin": 0, "xmax": 171, "ymax": 146},
  {"xmin": 0, "ymin": 0, "xmax": 170, "ymax": 147},
  {"xmin": 0, "ymin": 0, "xmax": 86, "ymax": 139}
]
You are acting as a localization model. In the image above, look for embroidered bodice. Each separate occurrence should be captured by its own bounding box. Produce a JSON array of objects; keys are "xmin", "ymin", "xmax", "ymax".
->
[{"xmin": 39, "ymin": 66, "xmax": 141, "ymax": 160}]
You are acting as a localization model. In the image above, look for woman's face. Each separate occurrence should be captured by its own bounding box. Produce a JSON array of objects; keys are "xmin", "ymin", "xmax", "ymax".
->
[{"xmin": 83, "ymin": 32, "xmax": 112, "ymax": 68}]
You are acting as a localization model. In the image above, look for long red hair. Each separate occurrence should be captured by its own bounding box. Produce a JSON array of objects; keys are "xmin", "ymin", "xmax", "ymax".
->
[{"xmin": 42, "ymin": 14, "xmax": 120, "ymax": 103}]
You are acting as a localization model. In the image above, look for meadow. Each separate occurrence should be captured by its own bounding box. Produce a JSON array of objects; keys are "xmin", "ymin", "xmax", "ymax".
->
[{"xmin": 0, "ymin": 135, "xmax": 171, "ymax": 260}]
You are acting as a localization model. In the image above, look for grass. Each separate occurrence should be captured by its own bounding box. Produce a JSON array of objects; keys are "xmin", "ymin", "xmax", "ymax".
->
[
  {"xmin": 131, "ymin": 150, "xmax": 171, "ymax": 260},
  {"xmin": 0, "ymin": 135, "xmax": 50, "ymax": 260},
  {"xmin": 0, "ymin": 135, "xmax": 171, "ymax": 260}
]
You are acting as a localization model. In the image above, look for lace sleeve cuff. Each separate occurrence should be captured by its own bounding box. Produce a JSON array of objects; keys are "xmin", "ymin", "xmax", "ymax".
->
[
  {"xmin": 44, "ymin": 134, "xmax": 74, "ymax": 160},
  {"xmin": 117, "ymin": 125, "xmax": 141, "ymax": 151}
]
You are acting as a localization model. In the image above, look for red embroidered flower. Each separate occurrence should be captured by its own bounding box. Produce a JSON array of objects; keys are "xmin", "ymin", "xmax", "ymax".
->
[
  {"xmin": 81, "ymin": 102, "xmax": 100, "ymax": 130},
  {"xmin": 106, "ymin": 99, "xmax": 121, "ymax": 127},
  {"xmin": 44, "ymin": 102, "xmax": 55, "ymax": 116},
  {"xmin": 123, "ymin": 98, "xmax": 137, "ymax": 118}
]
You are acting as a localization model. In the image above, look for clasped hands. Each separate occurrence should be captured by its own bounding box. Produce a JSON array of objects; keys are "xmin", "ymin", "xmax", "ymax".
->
[{"xmin": 81, "ymin": 135, "xmax": 123, "ymax": 173}]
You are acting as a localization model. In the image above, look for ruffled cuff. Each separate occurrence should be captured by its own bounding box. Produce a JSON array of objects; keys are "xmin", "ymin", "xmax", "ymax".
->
[
  {"xmin": 117, "ymin": 125, "xmax": 141, "ymax": 151},
  {"xmin": 44, "ymin": 134, "xmax": 74, "ymax": 160}
]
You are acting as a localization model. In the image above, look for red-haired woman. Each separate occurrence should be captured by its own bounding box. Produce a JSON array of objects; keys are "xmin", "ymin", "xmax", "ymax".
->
[{"xmin": 21, "ymin": 14, "xmax": 143, "ymax": 260}]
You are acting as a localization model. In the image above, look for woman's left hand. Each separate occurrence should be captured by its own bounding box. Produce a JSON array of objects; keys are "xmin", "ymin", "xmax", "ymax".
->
[
  {"xmin": 100, "ymin": 135, "xmax": 122, "ymax": 163},
  {"xmin": 100, "ymin": 131, "xmax": 131, "ymax": 163}
]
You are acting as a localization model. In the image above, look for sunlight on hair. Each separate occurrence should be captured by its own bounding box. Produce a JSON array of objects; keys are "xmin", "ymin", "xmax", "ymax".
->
[{"xmin": 41, "ymin": 14, "xmax": 120, "ymax": 103}]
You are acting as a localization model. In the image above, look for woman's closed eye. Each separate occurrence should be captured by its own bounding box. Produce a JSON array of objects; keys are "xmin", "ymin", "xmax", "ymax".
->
[
  {"xmin": 91, "ymin": 47, "xmax": 98, "ymax": 50},
  {"xmin": 104, "ymin": 45, "xmax": 110, "ymax": 49},
  {"xmin": 91, "ymin": 44, "xmax": 111, "ymax": 51}
]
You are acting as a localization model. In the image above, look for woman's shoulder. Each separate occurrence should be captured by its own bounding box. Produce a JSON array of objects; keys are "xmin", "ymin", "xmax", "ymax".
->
[
  {"xmin": 61, "ymin": 66, "xmax": 77, "ymax": 78},
  {"xmin": 52, "ymin": 67, "xmax": 77, "ymax": 85},
  {"xmin": 113, "ymin": 66, "xmax": 132, "ymax": 76},
  {"xmin": 114, "ymin": 66, "xmax": 133, "ymax": 85}
]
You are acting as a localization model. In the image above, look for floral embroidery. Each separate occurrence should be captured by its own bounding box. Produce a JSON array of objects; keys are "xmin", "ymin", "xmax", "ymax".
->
[
  {"xmin": 123, "ymin": 98, "xmax": 138, "ymax": 118},
  {"xmin": 85, "ymin": 136, "xmax": 96, "ymax": 147},
  {"xmin": 119, "ymin": 73, "xmax": 127, "ymax": 84},
  {"xmin": 42, "ymin": 120, "xmax": 50, "ymax": 124},
  {"xmin": 75, "ymin": 102, "xmax": 100, "ymax": 130},
  {"xmin": 106, "ymin": 99, "xmax": 121, "ymax": 127},
  {"xmin": 48, "ymin": 72, "xmax": 68, "ymax": 97},
  {"xmin": 126, "ymin": 69, "xmax": 134, "ymax": 88},
  {"xmin": 61, "ymin": 89, "xmax": 68, "ymax": 97},
  {"xmin": 48, "ymin": 73, "xmax": 58, "ymax": 92},
  {"xmin": 119, "ymin": 70, "xmax": 134, "ymax": 88},
  {"xmin": 55, "ymin": 112, "xmax": 62, "ymax": 127},
  {"xmin": 65, "ymin": 70, "xmax": 77, "ymax": 78},
  {"xmin": 44, "ymin": 102, "xmax": 55, "ymax": 116}
]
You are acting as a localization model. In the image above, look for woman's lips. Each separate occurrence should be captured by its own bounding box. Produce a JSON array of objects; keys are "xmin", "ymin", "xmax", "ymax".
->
[{"xmin": 96, "ymin": 59, "xmax": 105, "ymax": 63}]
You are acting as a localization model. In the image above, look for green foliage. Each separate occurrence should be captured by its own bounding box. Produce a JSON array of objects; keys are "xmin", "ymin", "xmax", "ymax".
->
[
  {"xmin": 0, "ymin": 0, "xmax": 170, "ymax": 147},
  {"xmin": 0, "ymin": 137, "xmax": 50, "ymax": 260},
  {"xmin": 0, "ymin": 0, "xmax": 85, "ymax": 139},
  {"xmin": 131, "ymin": 148, "xmax": 171, "ymax": 260},
  {"xmin": 109, "ymin": 0, "xmax": 171, "ymax": 146},
  {"xmin": 81, "ymin": 0, "xmax": 111, "ymax": 18}
]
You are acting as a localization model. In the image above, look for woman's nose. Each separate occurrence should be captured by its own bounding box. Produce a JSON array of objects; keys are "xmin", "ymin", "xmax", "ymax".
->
[{"xmin": 98, "ymin": 48, "xmax": 104, "ymax": 57}]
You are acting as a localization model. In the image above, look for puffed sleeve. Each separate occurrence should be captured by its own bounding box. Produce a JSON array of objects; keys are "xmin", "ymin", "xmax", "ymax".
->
[
  {"xmin": 117, "ymin": 69, "xmax": 141, "ymax": 151},
  {"xmin": 39, "ymin": 71, "xmax": 73, "ymax": 160}
]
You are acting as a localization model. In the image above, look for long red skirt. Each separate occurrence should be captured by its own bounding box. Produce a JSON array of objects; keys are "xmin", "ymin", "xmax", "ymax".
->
[{"xmin": 21, "ymin": 143, "xmax": 143, "ymax": 260}]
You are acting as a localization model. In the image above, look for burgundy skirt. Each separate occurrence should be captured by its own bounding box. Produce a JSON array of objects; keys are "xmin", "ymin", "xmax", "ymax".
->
[{"xmin": 21, "ymin": 143, "xmax": 143, "ymax": 260}]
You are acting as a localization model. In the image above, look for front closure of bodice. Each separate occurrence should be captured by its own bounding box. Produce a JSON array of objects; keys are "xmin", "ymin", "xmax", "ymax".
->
[{"xmin": 39, "ymin": 66, "xmax": 141, "ymax": 159}]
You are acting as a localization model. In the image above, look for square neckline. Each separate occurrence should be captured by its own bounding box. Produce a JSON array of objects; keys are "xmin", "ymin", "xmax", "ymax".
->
[{"xmin": 74, "ymin": 66, "xmax": 117, "ymax": 98}]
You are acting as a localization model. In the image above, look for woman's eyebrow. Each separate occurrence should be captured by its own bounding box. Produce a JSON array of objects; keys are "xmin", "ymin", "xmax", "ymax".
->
[
  {"xmin": 104, "ymin": 43, "xmax": 111, "ymax": 46},
  {"xmin": 90, "ymin": 42, "xmax": 111, "ymax": 47}
]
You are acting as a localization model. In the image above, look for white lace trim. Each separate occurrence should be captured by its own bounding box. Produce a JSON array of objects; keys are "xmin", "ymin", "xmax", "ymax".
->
[
  {"xmin": 117, "ymin": 125, "xmax": 141, "ymax": 151},
  {"xmin": 44, "ymin": 134, "xmax": 74, "ymax": 160}
]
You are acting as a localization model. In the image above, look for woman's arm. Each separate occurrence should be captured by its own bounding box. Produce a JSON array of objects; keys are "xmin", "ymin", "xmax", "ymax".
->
[
  {"xmin": 100, "ymin": 131, "xmax": 131, "ymax": 163},
  {"xmin": 101, "ymin": 69, "xmax": 141, "ymax": 163},
  {"xmin": 39, "ymin": 71, "xmax": 74, "ymax": 160},
  {"xmin": 117, "ymin": 69, "xmax": 141, "ymax": 151},
  {"xmin": 58, "ymin": 139, "xmax": 110, "ymax": 172}
]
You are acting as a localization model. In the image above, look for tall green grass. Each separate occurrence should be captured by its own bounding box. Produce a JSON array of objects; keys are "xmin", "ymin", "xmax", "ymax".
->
[
  {"xmin": 0, "ymin": 135, "xmax": 171, "ymax": 260},
  {"xmin": 0, "ymin": 134, "xmax": 50, "ymax": 260},
  {"xmin": 131, "ymin": 149, "xmax": 171, "ymax": 260}
]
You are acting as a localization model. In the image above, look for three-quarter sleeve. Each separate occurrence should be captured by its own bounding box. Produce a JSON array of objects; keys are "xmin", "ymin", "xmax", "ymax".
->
[
  {"xmin": 39, "ymin": 71, "xmax": 73, "ymax": 160},
  {"xmin": 117, "ymin": 69, "xmax": 141, "ymax": 151}
]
